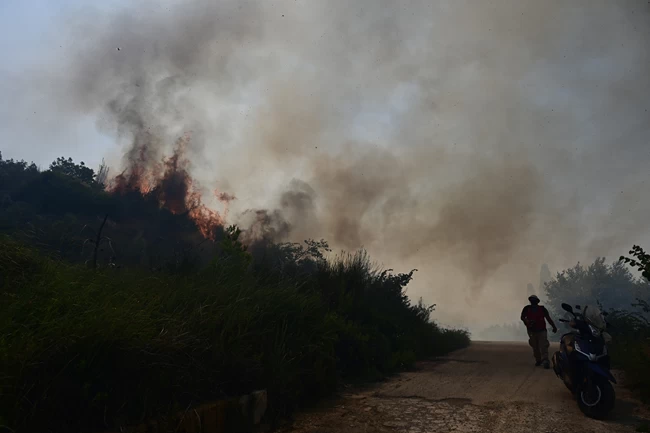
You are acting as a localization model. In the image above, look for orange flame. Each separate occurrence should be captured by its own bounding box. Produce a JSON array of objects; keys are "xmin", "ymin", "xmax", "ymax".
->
[{"xmin": 107, "ymin": 132, "xmax": 233, "ymax": 240}]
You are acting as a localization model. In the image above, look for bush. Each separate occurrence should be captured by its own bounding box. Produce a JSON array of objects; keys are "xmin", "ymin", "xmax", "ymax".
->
[
  {"xmin": 607, "ymin": 302, "xmax": 650, "ymax": 402},
  {"xmin": 0, "ymin": 236, "xmax": 469, "ymax": 432},
  {"xmin": 614, "ymin": 246, "xmax": 650, "ymax": 402},
  {"xmin": 542, "ymin": 246, "xmax": 650, "ymax": 403}
]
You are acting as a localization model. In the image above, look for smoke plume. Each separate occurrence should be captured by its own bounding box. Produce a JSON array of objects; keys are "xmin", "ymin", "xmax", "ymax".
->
[{"xmin": 4, "ymin": 0, "xmax": 650, "ymax": 328}]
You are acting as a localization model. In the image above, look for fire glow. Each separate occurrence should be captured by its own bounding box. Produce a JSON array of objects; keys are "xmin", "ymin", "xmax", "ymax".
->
[{"xmin": 108, "ymin": 132, "xmax": 234, "ymax": 240}]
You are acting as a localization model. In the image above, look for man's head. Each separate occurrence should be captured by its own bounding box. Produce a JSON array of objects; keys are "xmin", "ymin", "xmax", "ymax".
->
[{"xmin": 528, "ymin": 295, "xmax": 540, "ymax": 305}]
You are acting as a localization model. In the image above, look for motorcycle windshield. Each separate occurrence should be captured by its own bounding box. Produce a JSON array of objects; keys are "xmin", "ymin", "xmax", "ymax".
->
[{"xmin": 583, "ymin": 305, "xmax": 607, "ymax": 330}]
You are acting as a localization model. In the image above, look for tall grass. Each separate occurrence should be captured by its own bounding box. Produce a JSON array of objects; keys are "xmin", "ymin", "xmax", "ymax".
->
[{"xmin": 0, "ymin": 236, "xmax": 469, "ymax": 432}]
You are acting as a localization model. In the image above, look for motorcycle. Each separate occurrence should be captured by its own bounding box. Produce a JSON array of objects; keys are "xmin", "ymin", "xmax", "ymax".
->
[{"xmin": 551, "ymin": 303, "xmax": 616, "ymax": 419}]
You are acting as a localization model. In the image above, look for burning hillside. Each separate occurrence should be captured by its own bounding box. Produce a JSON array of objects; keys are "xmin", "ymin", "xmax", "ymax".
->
[
  {"xmin": 108, "ymin": 132, "xmax": 233, "ymax": 240},
  {"xmin": 26, "ymin": 0, "xmax": 647, "ymax": 327}
]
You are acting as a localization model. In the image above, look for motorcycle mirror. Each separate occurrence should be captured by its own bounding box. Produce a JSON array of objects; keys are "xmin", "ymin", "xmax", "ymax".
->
[
  {"xmin": 575, "ymin": 305, "xmax": 581, "ymax": 310},
  {"xmin": 561, "ymin": 303, "xmax": 574, "ymax": 314}
]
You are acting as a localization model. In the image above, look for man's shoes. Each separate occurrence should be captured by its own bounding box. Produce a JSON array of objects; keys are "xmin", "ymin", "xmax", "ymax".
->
[
  {"xmin": 535, "ymin": 361, "xmax": 542, "ymax": 366},
  {"xmin": 543, "ymin": 360, "xmax": 550, "ymax": 369}
]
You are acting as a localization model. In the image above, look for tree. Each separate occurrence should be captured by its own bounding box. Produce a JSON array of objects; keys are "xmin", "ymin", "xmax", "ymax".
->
[
  {"xmin": 49, "ymin": 157, "xmax": 96, "ymax": 185},
  {"xmin": 620, "ymin": 245, "xmax": 650, "ymax": 281},
  {"xmin": 526, "ymin": 283, "xmax": 535, "ymax": 297},
  {"xmin": 80, "ymin": 214, "xmax": 112, "ymax": 269},
  {"xmin": 214, "ymin": 225, "xmax": 252, "ymax": 272},
  {"xmin": 0, "ymin": 152, "xmax": 40, "ymax": 198},
  {"xmin": 544, "ymin": 257, "xmax": 646, "ymax": 320},
  {"xmin": 0, "ymin": 152, "xmax": 39, "ymax": 179},
  {"xmin": 618, "ymin": 244, "xmax": 650, "ymax": 318},
  {"xmin": 538, "ymin": 264, "xmax": 551, "ymax": 293},
  {"xmin": 95, "ymin": 159, "xmax": 110, "ymax": 189}
]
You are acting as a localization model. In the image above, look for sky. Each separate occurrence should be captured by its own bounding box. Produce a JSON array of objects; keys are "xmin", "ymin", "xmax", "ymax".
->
[
  {"xmin": 0, "ymin": 0, "xmax": 122, "ymax": 168},
  {"xmin": 1, "ymin": 0, "xmax": 649, "ymax": 331}
]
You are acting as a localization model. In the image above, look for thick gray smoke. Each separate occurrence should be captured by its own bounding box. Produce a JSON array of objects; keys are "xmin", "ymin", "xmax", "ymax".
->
[{"xmin": 4, "ymin": 0, "xmax": 650, "ymax": 329}]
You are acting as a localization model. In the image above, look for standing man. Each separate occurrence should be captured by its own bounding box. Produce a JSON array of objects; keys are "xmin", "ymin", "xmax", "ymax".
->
[{"xmin": 521, "ymin": 295, "xmax": 557, "ymax": 369}]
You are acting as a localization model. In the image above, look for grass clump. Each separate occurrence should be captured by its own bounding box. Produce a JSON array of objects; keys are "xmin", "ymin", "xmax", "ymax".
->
[{"xmin": 0, "ymin": 236, "xmax": 469, "ymax": 432}]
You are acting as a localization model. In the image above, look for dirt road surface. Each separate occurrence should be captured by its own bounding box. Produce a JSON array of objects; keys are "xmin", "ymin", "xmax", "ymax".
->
[{"xmin": 282, "ymin": 342, "xmax": 649, "ymax": 433}]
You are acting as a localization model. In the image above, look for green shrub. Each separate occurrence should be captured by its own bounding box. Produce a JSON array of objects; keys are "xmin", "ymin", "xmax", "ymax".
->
[
  {"xmin": 607, "ymin": 306, "xmax": 650, "ymax": 401},
  {"xmin": 0, "ymin": 237, "xmax": 469, "ymax": 432}
]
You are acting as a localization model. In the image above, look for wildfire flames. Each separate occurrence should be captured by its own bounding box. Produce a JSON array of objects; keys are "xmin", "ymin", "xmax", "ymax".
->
[{"xmin": 108, "ymin": 132, "xmax": 234, "ymax": 240}]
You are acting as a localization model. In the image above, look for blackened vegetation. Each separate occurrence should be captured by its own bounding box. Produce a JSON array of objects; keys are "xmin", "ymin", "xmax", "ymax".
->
[
  {"xmin": 0, "ymin": 151, "xmax": 470, "ymax": 433},
  {"xmin": 110, "ymin": 133, "xmax": 227, "ymax": 241},
  {"xmin": 81, "ymin": 213, "xmax": 111, "ymax": 269},
  {"xmin": 0, "ymin": 149, "xmax": 226, "ymax": 270}
]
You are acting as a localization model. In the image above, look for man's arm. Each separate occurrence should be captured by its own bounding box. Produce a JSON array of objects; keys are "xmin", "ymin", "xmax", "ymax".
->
[
  {"xmin": 544, "ymin": 307, "xmax": 558, "ymax": 332},
  {"xmin": 521, "ymin": 306, "xmax": 530, "ymax": 327}
]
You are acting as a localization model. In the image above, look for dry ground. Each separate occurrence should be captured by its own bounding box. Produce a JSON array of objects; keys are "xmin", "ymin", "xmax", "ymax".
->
[{"xmin": 281, "ymin": 341, "xmax": 650, "ymax": 433}]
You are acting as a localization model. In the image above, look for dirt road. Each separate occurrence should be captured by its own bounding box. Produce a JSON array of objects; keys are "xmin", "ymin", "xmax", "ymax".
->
[{"xmin": 283, "ymin": 342, "xmax": 649, "ymax": 433}]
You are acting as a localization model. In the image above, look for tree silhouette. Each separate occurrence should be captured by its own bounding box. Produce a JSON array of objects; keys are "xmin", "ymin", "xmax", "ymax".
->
[
  {"xmin": 544, "ymin": 257, "xmax": 646, "ymax": 321},
  {"xmin": 620, "ymin": 245, "xmax": 650, "ymax": 281},
  {"xmin": 95, "ymin": 158, "xmax": 110, "ymax": 188},
  {"xmin": 49, "ymin": 157, "xmax": 96, "ymax": 185},
  {"xmin": 81, "ymin": 214, "xmax": 113, "ymax": 268}
]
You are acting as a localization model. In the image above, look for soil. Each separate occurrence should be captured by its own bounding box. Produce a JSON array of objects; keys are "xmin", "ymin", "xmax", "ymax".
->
[{"xmin": 280, "ymin": 341, "xmax": 650, "ymax": 433}]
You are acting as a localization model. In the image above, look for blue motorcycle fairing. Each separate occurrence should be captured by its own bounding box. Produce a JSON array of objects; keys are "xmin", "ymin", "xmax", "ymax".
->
[{"xmin": 587, "ymin": 362, "xmax": 617, "ymax": 384}]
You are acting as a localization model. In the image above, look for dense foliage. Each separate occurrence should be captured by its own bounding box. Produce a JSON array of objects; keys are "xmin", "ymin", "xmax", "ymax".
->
[
  {"xmin": 0, "ymin": 153, "xmax": 469, "ymax": 432},
  {"xmin": 0, "ymin": 152, "xmax": 219, "ymax": 269},
  {"xmin": 543, "ymin": 249, "xmax": 650, "ymax": 401},
  {"xmin": 545, "ymin": 257, "xmax": 648, "ymax": 323},
  {"xmin": 613, "ymin": 246, "xmax": 650, "ymax": 401}
]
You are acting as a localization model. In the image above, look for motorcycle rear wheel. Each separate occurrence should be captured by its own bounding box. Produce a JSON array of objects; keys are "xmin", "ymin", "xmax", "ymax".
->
[{"xmin": 577, "ymin": 377, "xmax": 615, "ymax": 419}]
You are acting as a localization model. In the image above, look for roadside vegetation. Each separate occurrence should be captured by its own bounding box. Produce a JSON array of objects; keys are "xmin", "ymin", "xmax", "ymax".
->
[
  {"xmin": 613, "ymin": 246, "xmax": 650, "ymax": 402},
  {"xmin": 0, "ymin": 153, "xmax": 470, "ymax": 433},
  {"xmin": 543, "ymin": 247, "xmax": 650, "ymax": 402}
]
